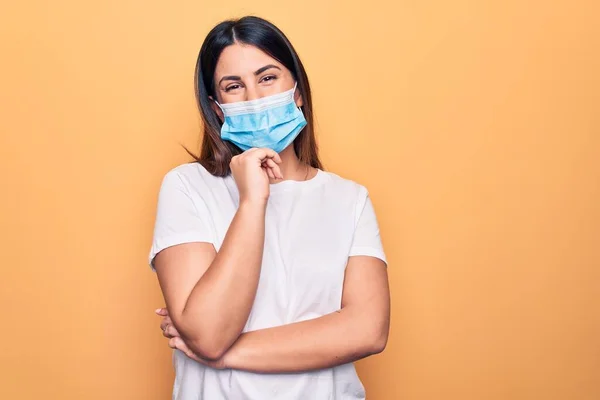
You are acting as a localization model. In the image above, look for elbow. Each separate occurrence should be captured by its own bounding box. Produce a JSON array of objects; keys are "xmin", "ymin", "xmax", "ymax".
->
[
  {"xmin": 365, "ymin": 322, "xmax": 389, "ymax": 355},
  {"xmin": 187, "ymin": 338, "xmax": 229, "ymax": 361},
  {"xmin": 183, "ymin": 326, "xmax": 236, "ymax": 361},
  {"xmin": 369, "ymin": 332, "xmax": 388, "ymax": 355},
  {"xmin": 174, "ymin": 316, "xmax": 237, "ymax": 361}
]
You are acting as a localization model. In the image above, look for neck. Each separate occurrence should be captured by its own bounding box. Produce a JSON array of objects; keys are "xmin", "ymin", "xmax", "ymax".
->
[{"xmin": 270, "ymin": 145, "xmax": 309, "ymax": 183}]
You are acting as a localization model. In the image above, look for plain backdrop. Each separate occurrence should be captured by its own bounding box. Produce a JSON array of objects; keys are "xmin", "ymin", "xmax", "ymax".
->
[{"xmin": 1, "ymin": 1, "xmax": 598, "ymax": 399}]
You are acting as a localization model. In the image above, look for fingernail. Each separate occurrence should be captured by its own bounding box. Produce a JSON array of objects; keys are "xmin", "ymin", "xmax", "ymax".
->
[{"xmin": 155, "ymin": 308, "xmax": 162, "ymax": 313}]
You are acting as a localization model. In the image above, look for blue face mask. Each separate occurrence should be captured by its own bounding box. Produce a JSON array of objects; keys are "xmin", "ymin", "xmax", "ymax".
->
[{"xmin": 215, "ymin": 83, "xmax": 307, "ymax": 153}]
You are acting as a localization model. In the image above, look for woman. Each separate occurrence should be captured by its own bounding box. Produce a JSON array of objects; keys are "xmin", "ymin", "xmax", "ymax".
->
[{"xmin": 149, "ymin": 16, "xmax": 390, "ymax": 400}]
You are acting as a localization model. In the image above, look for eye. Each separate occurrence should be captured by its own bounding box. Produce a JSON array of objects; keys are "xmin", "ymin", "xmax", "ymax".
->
[
  {"xmin": 260, "ymin": 75, "xmax": 277, "ymax": 83},
  {"xmin": 225, "ymin": 83, "xmax": 242, "ymax": 92}
]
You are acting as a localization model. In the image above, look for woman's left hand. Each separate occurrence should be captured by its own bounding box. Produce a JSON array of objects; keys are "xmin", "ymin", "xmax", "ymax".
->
[
  {"xmin": 156, "ymin": 307, "xmax": 180, "ymax": 339},
  {"xmin": 155, "ymin": 308, "xmax": 227, "ymax": 370}
]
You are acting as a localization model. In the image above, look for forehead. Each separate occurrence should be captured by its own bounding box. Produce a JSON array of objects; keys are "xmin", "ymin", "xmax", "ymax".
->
[{"xmin": 215, "ymin": 44, "xmax": 284, "ymax": 77}]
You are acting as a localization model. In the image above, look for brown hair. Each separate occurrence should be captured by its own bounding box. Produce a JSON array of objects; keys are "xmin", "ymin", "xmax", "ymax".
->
[{"xmin": 186, "ymin": 16, "xmax": 323, "ymax": 177}]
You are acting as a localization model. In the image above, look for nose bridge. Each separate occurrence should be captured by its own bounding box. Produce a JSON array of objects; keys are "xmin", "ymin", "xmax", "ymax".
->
[{"xmin": 245, "ymin": 82, "xmax": 259, "ymax": 101}]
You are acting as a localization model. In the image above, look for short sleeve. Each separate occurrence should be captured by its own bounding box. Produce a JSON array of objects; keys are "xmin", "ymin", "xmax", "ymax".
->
[
  {"xmin": 148, "ymin": 170, "xmax": 215, "ymax": 270},
  {"xmin": 349, "ymin": 187, "xmax": 387, "ymax": 265}
]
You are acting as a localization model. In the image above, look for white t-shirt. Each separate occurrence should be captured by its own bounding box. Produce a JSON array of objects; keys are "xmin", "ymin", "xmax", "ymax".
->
[{"xmin": 148, "ymin": 162, "xmax": 387, "ymax": 400}]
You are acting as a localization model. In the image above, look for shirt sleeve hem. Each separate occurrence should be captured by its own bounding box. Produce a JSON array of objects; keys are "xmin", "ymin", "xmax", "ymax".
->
[
  {"xmin": 148, "ymin": 232, "xmax": 214, "ymax": 271},
  {"xmin": 349, "ymin": 246, "xmax": 388, "ymax": 266}
]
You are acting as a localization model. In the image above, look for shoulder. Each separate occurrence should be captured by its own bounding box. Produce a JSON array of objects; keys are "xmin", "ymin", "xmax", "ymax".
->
[
  {"xmin": 160, "ymin": 162, "xmax": 224, "ymax": 189},
  {"xmin": 320, "ymin": 170, "xmax": 369, "ymax": 198},
  {"xmin": 320, "ymin": 171, "xmax": 378, "ymax": 221},
  {"xmin": 162, "ymin": 162, "xmax": 213, "ymax": 183},
  {"xmin": 156, "ymin": 162, "xmax": 229, "ymax": 202}
]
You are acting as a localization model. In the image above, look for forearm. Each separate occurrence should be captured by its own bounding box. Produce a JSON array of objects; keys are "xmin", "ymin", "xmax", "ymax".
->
[
  {"xmin": 176, "ymin": 201, "xmax": 266, "ymax": 357},
  {"xmin": 224, "ymin": 307, "xmax": 387, "ymax": 373}
]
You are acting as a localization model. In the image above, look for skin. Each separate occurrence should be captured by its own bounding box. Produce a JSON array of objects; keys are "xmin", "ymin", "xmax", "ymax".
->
[{"xmin": 154, "ymin": 43, "xmax": 391, "ymax": 372}]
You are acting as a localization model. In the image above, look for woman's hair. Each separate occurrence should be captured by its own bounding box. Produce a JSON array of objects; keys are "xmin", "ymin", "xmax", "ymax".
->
[{"xmin": 188, "ymin": 16, "xmax": 323, "ymax": 177}]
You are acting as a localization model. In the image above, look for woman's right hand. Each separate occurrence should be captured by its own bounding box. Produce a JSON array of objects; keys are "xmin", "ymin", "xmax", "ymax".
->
[{"xmin": 230, "ymin": 148, "xmax": 282, "ymax": 204}]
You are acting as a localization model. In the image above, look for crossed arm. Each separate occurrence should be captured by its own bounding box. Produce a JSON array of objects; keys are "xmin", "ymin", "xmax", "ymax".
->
[
  {"xmin": 156, "ymin": 243, "xmax": 389, "ymax": 374},
  {"xmin": 217, "ymin": 254, "xmax": 389, "ymax": 373}
]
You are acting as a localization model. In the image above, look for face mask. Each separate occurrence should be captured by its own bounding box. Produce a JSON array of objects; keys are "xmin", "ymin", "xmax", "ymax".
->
[{"xmin": 215, "ymin": 83, "xmax": 307, "ymax": 153}]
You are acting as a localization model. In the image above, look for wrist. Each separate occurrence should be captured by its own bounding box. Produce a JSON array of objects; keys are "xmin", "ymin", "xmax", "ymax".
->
[
  {"xmin": 239, "ymin": 197, "xmax": 268, "ymax": 210},
  {"xmin": 221, "ymin": 333, "xmax": 249, "ymax": 370},
  {"xmin": 222, "ymin": 339, "xmax": 243, "ymax": 370}
]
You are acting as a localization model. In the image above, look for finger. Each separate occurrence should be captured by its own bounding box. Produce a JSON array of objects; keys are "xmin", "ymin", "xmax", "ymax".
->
[
  {"xmin": 163, "ymin": 325, "xmax": 174, "ymax": 338},
  {"xmin": 267, "ymin": 150, "xmax": 282, "ymax": 164},
  {"xmin": 263, "ymin": 163, "xmax": 275, "ymax": 180},
  {"xmin": 163, "ymin": 327, "xmax": 170, "ymax": 338},
  {"xmin": 253, "ymin": 148, "xmax": 282, "ymax": 164},
  {"xmin": 264, "ymin": 158, "xmax": 278, "ymax": 170},
  {"xmin": 170, "ymin": 325, "xmax": 180, "ymax": 337},
  {"xmin": 176, "ymin": 341, "xmax": 198, "ymax": 361},
  {"xmin": 270, "ymin": 163, "xmax": 283, "ymax": 180},
  {"xmin": 163, "ymin": 323, "xmax": 180, "ymax": 338},
  {"xmin": 155, "ymin": 308, "xmax": 168, "ymax": 316},
  {"xmin": 159, "ymin": 317, "xmax": 171, "ymax": 331},
  {"xmin": 269, "ymin": 149, "xmax": 283, "ymax": 164},
  {"xmin": 170, "ymin": 337, "xmax": 188, "ymax": 354},
  {"xmin": 265, "ymin": 159, "xmax": 283, "ymax": 179}
]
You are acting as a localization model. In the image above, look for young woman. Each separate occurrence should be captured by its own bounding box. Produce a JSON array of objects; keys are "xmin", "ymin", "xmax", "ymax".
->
[{"xmin": 149, "ymin": 15, "xmax": 390, "ymax": 400}]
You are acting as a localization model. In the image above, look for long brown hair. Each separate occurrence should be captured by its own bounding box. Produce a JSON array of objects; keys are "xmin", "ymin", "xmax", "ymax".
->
[{"xmin": 186, "ymin": 16, "xmax": 323, "ymax": 177}]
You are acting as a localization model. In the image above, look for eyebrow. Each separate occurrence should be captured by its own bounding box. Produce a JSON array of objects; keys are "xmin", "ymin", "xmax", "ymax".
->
[
  {"xmin": 218, "ymin": 64, "xmax": 281, "ymax": 86},
  {"xmin": 254, "ymin": 64, "xmax": 280, "ymax": 75}
]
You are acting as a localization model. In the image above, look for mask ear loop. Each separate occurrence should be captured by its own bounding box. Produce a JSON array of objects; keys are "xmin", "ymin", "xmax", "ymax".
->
[
  {"xmin": 293, "ymin": 81, "xmax": 302, "ymax": 111},
  {"xmin": 213, "ymin": 98, "xmax": 225, "ymax": 113}
]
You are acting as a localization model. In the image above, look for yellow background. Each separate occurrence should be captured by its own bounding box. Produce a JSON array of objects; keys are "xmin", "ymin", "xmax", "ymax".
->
[{"xmin": 1, "ymin": 1, "xmax": 598, "ymax": 399}]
